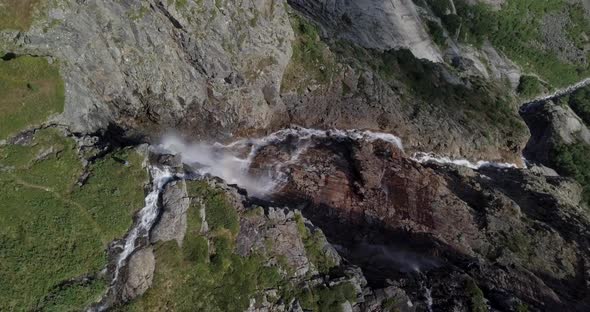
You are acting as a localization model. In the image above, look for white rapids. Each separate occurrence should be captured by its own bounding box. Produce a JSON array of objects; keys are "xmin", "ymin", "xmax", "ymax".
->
[
  {"xmin": 160, "ymin": 127, "xmax": 406, "ymax": 197},
  {"xmin": 111, "ymin": 166, "xmax": 174, "ymax": 282},
  {"xmin": 160, "ymin": 126, "xmax": 522, "ymax": 198},
  {"xmin": 91, "ymin": 166, "xmax": 176, "ymax": 312},
  {"xmin": 411, "ymin": 152, "xmax": 519, "ymax": 169},
  {"xmin": 526, "ymin": 77, "xmax": 590, "ymax": 104},
  {"xmin": 91, "ymin": 126, "xmax": 529, "ymax": 311}
]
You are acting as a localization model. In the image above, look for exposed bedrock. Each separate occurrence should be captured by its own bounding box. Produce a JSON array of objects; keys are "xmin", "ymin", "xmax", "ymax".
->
[
  {"xmin": 9, "ymin": 0, "xmax": 294, "ymax": 139},
  {"xmin": 521, "ymin": 100, "xmax": 590, "ymax": 165},
  {"xmin": 287, "ymin": 0, "xmax": 443, "ymax": 62},
  {"xmin": 247, "ymin": 135, "xmax": 590, "ymax": 311},
  {"xmin": 1, "ymin": 0, "xmax": 530, "ymax": 165}
]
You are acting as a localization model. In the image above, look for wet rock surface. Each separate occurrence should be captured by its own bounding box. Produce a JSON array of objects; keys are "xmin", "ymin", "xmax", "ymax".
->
[{"xmin": 245, "ymin": 134, "xmax": 590, "ymax": 311}]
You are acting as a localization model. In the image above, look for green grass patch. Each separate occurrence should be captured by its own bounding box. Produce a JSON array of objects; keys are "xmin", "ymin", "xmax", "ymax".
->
[
  {"xmin": 0, "ymin": 56, "xmax": 64, "ymax": 139},
  {"xmin": 566, "ymin": 3, "xmax": 590, "ymax": 50},
  {"xmin": 187, "ymin": 180, "xmax": 239, "ymax": 235},
  {"xmin": 36, "ymin": 278, "xmax": 107, "ymax": 312},
  {"xmin": 281, "ymin": 13, "xmax": 340, "ymax": 93},
  {"xmin": 126, "ymin": 187, "xmax": 285, "ymax": 312},
  {"xmin": 465, "ymin": 279, "xmax": 486, "ymax": 312},
  {"xmin": 0, "ymin": 0, "xmax": 42, "ymax": 31},
  {"xmin": 566, "ymin": 85, "xmax": 590, "ymax": 126},
  {"xmin": 517, "ymin": 75, "xmax": 543, "ymax": 98},
  {"xmin": 425, "ymin": 0, "xmax": 590, "ymax": 88},
  {"xmin": 295, "ymin": 212, "xmax": 337, "ymax": 274},
  {"xmin": 551, "ymin": 142, "xmax": 590, "ymax": 205},
  {"xmin": 426, "ymin": 20, "xmax": 446, "ymax": 47},
  {"xmin": 298, "ymin": 282, "xmax": 357, "ymax": 312},
  {"xmin": 0, "ymin": 129, "xmax": 147, "ymax": 310},
  {"xmin": 376, "ymin": 49, "xmax": 525, "ymax": 137},
  {"xmin": 71, "ymin": 149, "xmax": 148, "ymax": 244}
]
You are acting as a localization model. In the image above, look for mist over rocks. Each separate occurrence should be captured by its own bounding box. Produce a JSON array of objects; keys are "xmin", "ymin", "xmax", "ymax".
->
[{"xmin": 2, "ymin": 0, "xmax": 590, "ymax": 311}]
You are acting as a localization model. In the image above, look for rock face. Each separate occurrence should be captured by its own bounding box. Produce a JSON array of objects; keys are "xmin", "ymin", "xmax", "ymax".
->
[
  {"xmin": 247, "ymin": 133, "xmax": 590, "ymax": 311},
  {"xmin": 521, "ymin": 100, "xmax": 590, "ymax": 164},
  {"xmin": 7, "ymin": 0, "xmax": 293, "ymax": 138},
  {"xmin": 122, "ymin": 247, "xmax": 156, "ymax": 301},
  {"xmin": 151, "ymin": 180, "xmax": 190, "ymax": 244},
  {"xmin": 1, "ymin": 0, "xmax": 531, "ymax": 164},
  {"xmin": 287, "ymin": 0, "xmax": 443, "ymax": 62}
]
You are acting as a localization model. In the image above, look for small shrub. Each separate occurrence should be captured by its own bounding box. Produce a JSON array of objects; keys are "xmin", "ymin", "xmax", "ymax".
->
[
  {"xmin": 517, "ymin": 75, "xmax": 542, "ymax": 97},
  {"xmin": 426, "ymin": 20, "xmax": 446, "ymax": 47},
  {"xmin": 551, "ymin": 143, "xmax": 590, "ymax": 205},
  {"xmin": 465, "ymin": 279, "xmax": 487, "ymax": 312},
  {"xmin": 568, "ymin": 86, "xmax": 590, "ymax": 126}
]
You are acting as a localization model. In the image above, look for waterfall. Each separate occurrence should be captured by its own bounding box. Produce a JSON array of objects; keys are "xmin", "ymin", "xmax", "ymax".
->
[
  {"xmin": 89, "ymin": 166, "xmax": 176, "ymax": 312},
  {"xmin": 160, "ymin": 126, "xmax": 523, "ymax": 198},
  {"xmin": 424, "ymin": 286, "xmax": 434, "ymax": 312},
  {"xmin": 160, "ymin": 127, "xmax": 404, "ymax": 197}
]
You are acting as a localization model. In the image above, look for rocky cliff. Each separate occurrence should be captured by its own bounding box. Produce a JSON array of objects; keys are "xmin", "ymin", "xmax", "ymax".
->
[{"xmin": 1, "ymin": 0, "xmax": 590, "ymax": 311}]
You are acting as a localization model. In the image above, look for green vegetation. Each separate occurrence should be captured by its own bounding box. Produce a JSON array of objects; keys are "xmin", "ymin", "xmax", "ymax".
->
[
  {"xmin": 0, "ymin": 0, "xmax": 42, "ymax": 31},
  {"xmin": 465, "ymin": 279, "xmax": 486, "ymax": 312},
  {"xmin": 504, "ymin": 231, "xmax": 531, "ymax": 255},
  {"xmin": 298, "ymin": 282, "xmax": 357, "ymax": 312},
  {"xmin": 127, "ymin": 185, "xmax": 356, "ymax": 311},
  {"xmin": 36, "ymin": 278, "xmax": 107, "ymax": 312},
  {"xmin": 0, "ymin": 56, "xmax": 65, "ymax": 139},
  {"xmin": 379, "ymin": 49, "xmax": 525, "ymax": 136},
  {"xmin": 295, "ymin": 212, "xmax": 337, "ymax": 274},
  {"xmin": 567, "ymin": 85, "xmax": 590, "ymax": 126},
  {"xmin": 517, "ymin": 75, "xmax": 543, "ymax": 98},
  {"xmin": 282, "ymin": 13, "xmax": 340, "ymax": 93},
  {"xmin": 381, "ymin": 297, "xmax": 400, "ymax": 312},
  {"xmin": 187, "ymin": 180, "xmax": 239, "ymax": 235},
  {"xmin": 125, "ymin": 182, "xmax": 286, "ymax": 312},
  {"xmin": 516, "ymin": 302, "xmax": 530, "ymax": 312},
  {"xmin": 128, "ymin": 5, "xmax": 149, "ymax": 21},
  {"xmin": 0, "ymin": 129, "xmax": 147, "ymax": 310},
  {"xmin": 551, "ymin": 143, "xmax": 590, "ymax": 205},
  {"xmin": 167, "ymin": 0, "xmax": 188, "ymax": 9},
  {"xmin": 426, "ymin": 20, "xmax": 446, "ymax": 47},
  {"xmin": 566, "ymin": 3, "xmax": 590, "ymax": 50},
  {"xmin": 422, "ymin": 0, "xmax": 590, "ymax": 87}
]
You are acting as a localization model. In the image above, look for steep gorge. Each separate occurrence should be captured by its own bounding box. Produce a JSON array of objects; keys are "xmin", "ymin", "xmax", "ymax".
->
[{"xmin": 1, "ymin": 0, "xmax": 590, "ymax": 311}]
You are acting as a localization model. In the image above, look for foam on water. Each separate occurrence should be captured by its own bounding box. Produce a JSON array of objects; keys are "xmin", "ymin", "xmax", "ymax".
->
[
  {"xmin": 91, "ymin": 166, "xmax": 175, "ymax": 312},
  {"xmin": 411, "ymin": 152, "xmax": 519, "ymax": 169}
]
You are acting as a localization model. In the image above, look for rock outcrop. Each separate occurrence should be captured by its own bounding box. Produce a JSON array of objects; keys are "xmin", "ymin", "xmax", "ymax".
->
[
  {"xmin": 5, "ymin": 0, "xmax": 293, "ymax": 139},
  {"xmin": 245, "ymin": 132, "xmax": 590, "ymax": 311},
  {"xmin": 1, "ymin": 0, "xmax": 532, "ymax": 165},
  {"xmin": 521, "ymin": 100, "xmax": 590, "ymax": 165},
  {"xmin": 122, "ymin": 247, "xmax": 156, "ymax": 301},
  {"xmin": 287, "ymin": 0, "xmax": 443, "ymax": 62}
]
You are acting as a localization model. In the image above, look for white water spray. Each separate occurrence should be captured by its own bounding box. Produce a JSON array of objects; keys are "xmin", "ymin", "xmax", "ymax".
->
[
  {"xmin": 524, "ymin": 77, "xmax": 590, "ymax": 105},
  {"xmin": 91, "ymin": 166, "xmax": 175, "ymax": 312},
  {"xmin": 160, "ymin": 127, "xmax": 405, "ymax": 197},
  {"xmin": 411, "ymin": 152, "xmax": 519, "ymax": 169},
  {"xmin": 111, "ymin": 166, "xmax": 174, "ymax": 281},
  {"xmin": 424, "ymin": 287, "xmax": 434, "ymax": 312},
  {"xmin": 160, "ymin": 127, "xmax": 524, "ymax": 198}
]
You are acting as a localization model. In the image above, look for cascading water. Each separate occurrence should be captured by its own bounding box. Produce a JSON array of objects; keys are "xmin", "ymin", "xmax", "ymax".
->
[
  {"xmin": 88, "ymin": 126, "xmax": 527, "ymax": 310},
  {"xmin": 424, "ymin": 286, "xmax": 434, "ymax": 312},
  {"xmin": 160, "ymin": 126, "xmax": 523, "ymax": 198},
  {"xmin": 90, "ymin": 166, "xmax": 176, "ymax": 312},
  {"xmin": 111, "ymin": 166, "xmax": 175, "ymax": 282},
  {"xmin": 160, "ymin": 127, "xmax": 407, "ymax": 197},
  {"xmin": 411, "ymin": 152, "xmax": 520, "ymax": 169}
]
